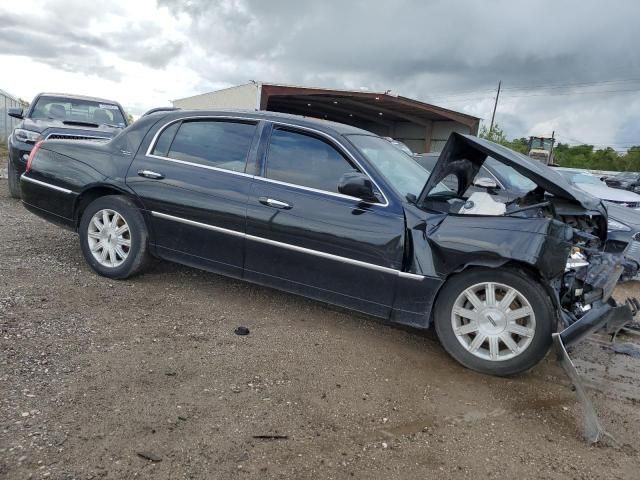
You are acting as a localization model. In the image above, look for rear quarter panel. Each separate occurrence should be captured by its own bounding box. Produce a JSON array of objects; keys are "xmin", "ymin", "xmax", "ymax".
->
[{"xmin": 21, "ymin": 141, "xmax": 134, "ymax": 223}]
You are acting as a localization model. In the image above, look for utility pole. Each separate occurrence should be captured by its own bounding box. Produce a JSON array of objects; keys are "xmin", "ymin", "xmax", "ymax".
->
[{"xmin": 489, "ymin": 80, "xmax": 501, "ymax": 133}]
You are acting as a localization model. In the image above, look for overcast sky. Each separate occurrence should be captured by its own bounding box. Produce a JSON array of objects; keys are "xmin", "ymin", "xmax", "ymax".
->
[{"xmin": 1, "ymin": 0, "xmax": 639, "ymax": 149}]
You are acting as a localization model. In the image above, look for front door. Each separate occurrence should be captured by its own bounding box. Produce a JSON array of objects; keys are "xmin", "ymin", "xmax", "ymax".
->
[{"xmin": 244, "ymin": 125, "xmax": 406, "ymax": 317}]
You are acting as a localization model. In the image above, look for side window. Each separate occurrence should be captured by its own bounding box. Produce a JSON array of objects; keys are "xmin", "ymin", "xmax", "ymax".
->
[
  {"xmin": 162, "ymin": 120, "xmax": 257, "ymax": 172},
  {"xmin": 265, "ymin": 128, "xmax": 356, "ymax": 193},
  {"xmin": 152, "ymin": 122, "xmax": 179, "ymax": 157}
]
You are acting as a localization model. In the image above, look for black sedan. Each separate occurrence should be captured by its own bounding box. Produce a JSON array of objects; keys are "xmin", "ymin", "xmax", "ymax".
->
[{"xmin": 19, "ymin": 110, "xmax": 636, "ymax": 377}]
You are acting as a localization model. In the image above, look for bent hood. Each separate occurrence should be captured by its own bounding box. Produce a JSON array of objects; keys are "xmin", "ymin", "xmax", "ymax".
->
[{"xmin": 418, "ymin": 133, "xmax": 604, "ymax": 212}]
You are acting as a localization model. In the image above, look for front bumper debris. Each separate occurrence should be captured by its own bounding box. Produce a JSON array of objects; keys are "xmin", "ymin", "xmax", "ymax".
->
[{"xmin": 552, "ymin": 301, "xmax": 636, "ymax": 443}]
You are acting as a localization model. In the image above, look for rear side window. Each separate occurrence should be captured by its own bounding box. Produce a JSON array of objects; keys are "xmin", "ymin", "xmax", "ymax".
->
[
  {"xmin": 160, "ymin": 120, "xmax": 257, "ymax": 172},
  {"xmin": 152, "ymin": 122, "xmax": 179, "ymax": 157},
  {"xmin": 265, "ymin": 129, "xmax": 356, "ymax": 193}
]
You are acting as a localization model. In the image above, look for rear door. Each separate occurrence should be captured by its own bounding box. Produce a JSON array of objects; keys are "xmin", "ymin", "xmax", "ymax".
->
[
  {"xmin": 244, "ymin": 124, "xmax": 406, "ymax": 317},
  {"xmin": 126, "ymin": 117, "xmax": 260, "ymax": 277}
]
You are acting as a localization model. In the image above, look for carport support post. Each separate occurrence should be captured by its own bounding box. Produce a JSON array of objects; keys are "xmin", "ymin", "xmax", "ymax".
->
[{"xmin": 424, "ymin": 120, "xmax": 433, "ymax": 153}]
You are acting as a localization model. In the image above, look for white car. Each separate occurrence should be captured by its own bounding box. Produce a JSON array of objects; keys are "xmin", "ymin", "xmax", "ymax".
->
[{"xmin": 556, "ymin": 168, "xmax": 640, "ymax": 210}]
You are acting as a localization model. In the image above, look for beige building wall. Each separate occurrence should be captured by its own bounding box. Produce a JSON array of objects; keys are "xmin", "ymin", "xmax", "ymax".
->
[{"xmin": 172, "ymin": 83, "xmax": 259, "ymax": 110}]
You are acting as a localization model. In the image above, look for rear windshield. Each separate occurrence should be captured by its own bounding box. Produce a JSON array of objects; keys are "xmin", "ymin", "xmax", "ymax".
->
[{"xmin": 30, "ymin": 96, "xmax": 127, "ymax": 127}]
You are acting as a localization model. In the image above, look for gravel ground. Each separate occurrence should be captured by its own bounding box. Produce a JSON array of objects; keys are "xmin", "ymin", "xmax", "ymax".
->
[{"xmin": 1, "ymin": 161, "xmax": 640, "ymax": 479}]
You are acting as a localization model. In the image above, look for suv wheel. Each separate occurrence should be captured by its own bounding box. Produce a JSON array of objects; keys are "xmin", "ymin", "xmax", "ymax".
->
[
  {"xmin": 79, "ymin": 195, "xmax": 150, "ymax": 279},
  {"xmin": 7, "ymin": 160, "xmax": 21, "ymax": 199},
  {"xmin": 434, "ymin": 267, "xmax": 554, "ymax": 376}
]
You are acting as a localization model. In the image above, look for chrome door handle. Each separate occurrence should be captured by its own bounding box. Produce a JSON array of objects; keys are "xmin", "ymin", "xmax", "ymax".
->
[
  {"xmin": 138, "ymin": 169, "xmax": 165, "ymax": 179},
  {"xmin": 259, "ymin": 197, "xmax": 292, "ymax": 209}
]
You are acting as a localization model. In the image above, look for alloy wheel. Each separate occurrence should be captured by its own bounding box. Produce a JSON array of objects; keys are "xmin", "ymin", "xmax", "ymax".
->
[
  {"xmin": 87, "ymin": 209, "xmax": 131, "ymax": 268},
  {"xmin": 451, "ymin": 282, "xmax": 536, "ymax": 361}
]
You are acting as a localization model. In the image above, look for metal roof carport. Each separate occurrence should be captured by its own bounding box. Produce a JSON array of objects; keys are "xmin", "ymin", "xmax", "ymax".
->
[{"xmin": 172, "ymin": 82, "xmax": 480, "ymax": 153}]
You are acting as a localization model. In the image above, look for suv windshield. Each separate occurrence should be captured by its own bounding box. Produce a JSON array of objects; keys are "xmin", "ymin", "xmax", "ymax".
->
[
  {"xmin": 348, "ymin": 135, "xmax": 448, "ymax": 199},
  {"xmin": 30, "ymin": 96, "xmax": 127, "ymax": 127}
]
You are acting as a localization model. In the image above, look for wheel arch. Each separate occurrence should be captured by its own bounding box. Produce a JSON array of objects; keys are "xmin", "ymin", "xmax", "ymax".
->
[
  {"xmin": 424, "ymin": 259, "xmax": 559, "ymax": 328},
  {"xmin": 73, "ymin": 184, "xmax": 145, "ymax": 231}
]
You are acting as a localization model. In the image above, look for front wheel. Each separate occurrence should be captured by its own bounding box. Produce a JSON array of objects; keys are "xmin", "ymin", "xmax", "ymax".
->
[
  {"xmin": 79, "ymin": 195, "xmax": 150, "ymax": 279},
  {"xmin": 433, "ymin": 267, "xmax": 555, "ymax": 376}
]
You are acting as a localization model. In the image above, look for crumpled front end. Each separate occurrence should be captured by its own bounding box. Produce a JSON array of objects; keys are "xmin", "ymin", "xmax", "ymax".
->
[{"xmin": 553, "ymin": 244, "xmax": 638, "ymax": 443}]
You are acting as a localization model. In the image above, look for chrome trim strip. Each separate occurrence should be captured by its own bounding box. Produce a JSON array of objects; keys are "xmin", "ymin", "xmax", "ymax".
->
[
  {"xmin": 144, "ymin": 115, "xmax": 260, "ymax": 158},
  {"xmin": 145, "ymin": 154, "xmax": 255, "ymax": 177},
  {"xmin": 253, "ymin": 176, "xmax": 369, "ymax": 202},
  {"xmin": 151, "ymin": 211, "xmax": 244, "ymax": 238},
  {"xmin": 20, "ymin": 174, "xmax": 73, "ymax": 194},
  {"xmin": 267, "ymin": 120, "xmax": 390, "ymax": 207},
  {"xmin": 398, "ymin": 271, "xmax": 428, "ymax": 280},
  {"xmin": 145, "ymin": 115, "xmax": 389, "ymax": 207},
  {"xmin": 151, "ymin": 210, "xmax": 424, "ymax": 280}
]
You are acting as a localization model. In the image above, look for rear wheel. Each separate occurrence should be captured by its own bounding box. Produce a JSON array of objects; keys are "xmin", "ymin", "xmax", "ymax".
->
[
  {"xmin": 434, "ymin": 267, "xmax": 554, "ymax": 376},
  {"xmin": 7, "ymin": 160, "xmax": 21, "ymax": 199},
  {"xmin": 79, "ymin": 196, "xmax": 150, "ymax": 279}
]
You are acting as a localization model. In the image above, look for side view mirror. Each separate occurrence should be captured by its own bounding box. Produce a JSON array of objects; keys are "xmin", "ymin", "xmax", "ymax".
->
[
  {"xmin": 8, "ymin": 108, "xmax": 24, "ymax": 119},
  {"xmin": 473, "ymin": 177, "xmax": 498, "ymax": 189},
  {"xmin": 338, "ymin": 172, "xmax": 379, "ymax": 203}
]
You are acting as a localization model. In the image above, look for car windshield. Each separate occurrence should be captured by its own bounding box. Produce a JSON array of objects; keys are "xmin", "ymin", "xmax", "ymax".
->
[
  {"xmin": 485, "ymin": 158, "xmax": 537, "ymax": 192},
  {"xmin": 348, "ymin": 135, "xmax": 449, "ymax": 199},
  {"xmin": 30, "ymin": 96, "xmax": 126, "ymax": 127},
  {"xmin": 558, "ymin": 170, "xmax": 605, "ymax": 186}
]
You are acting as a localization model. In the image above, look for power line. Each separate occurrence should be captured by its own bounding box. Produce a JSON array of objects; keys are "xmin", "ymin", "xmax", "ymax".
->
[
  {"xmin": 502, "ymin": 77, "xmax": 640, "ymax": 92},
  {"xmin": 420, "ymin": 75, "xmax": 640, "ymax": 102}
]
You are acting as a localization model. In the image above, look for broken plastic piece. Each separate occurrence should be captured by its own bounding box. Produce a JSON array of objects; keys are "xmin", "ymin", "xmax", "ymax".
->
[
  {"xmin": 458, "ymin": 192, "xmax": 506, "ymax": 216},
  {"xmin": 234, "ymin": 326, "xmax": 250, "ymax": 336},
  {"xmin": 552, "ymin": 333, "xmax": 613, "ymax": 444}
]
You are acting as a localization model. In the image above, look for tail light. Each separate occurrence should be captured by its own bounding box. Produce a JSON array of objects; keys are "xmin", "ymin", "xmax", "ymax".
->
[{"xmin": 25, "ymin": 141, "xmax": 43, "ymax": 173}]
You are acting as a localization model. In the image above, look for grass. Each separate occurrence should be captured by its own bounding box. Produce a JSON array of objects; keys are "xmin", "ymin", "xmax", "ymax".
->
[{"xmin": 0, "ymin": 140, "xmax": 7, "ymax": 160}]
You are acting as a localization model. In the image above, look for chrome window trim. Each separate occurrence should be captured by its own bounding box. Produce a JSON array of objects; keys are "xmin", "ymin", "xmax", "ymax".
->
[
  {"xmin": 151, "ymin": 210, "xmax": 424, "ymax": 281},
  {"xmin": 253, "ymin": 175, "xmax": 372, "ymax": 202},
  {"xmin": 145, "ymin": 154, "xmax": 254, "ymax": 178},
  {"xmin": 266, "ymin": 120, "xmax": 390, "ymax": 207},
  {"xmin": 20, "ymin": 174, "xmax": 73, "ymax": 194},
  {"xmin": 145, "ymin": 115, "xmax": 390, "ymax": 207}
]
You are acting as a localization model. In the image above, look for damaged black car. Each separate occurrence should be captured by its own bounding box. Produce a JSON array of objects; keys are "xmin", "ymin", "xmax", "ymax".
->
[{"xmin": 18, "ymin": 110, "xmax": 637, "ymax": 381}]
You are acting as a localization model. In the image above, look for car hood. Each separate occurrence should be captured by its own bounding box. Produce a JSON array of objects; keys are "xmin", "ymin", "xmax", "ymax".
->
[
  {"xmin": 605, "ymin": 202, "xmax": 640, "ymax": 228},
  {"xmin": 575, "ymin": 183, "xmax": 640, "ymax": 203},
  {"xmin": 20, "ymin": 117, "xmax": 123, "ymax": 135},
  {"xmin": 418, "ymin": 133, "xmax": 604, "ymax": 212}
]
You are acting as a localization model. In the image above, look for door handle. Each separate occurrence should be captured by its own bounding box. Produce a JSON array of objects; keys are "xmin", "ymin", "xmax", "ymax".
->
[
  {"xmin": 138, "ymin": 169, "xmax": 165, "ymax": 180},
  {"xmin": 259, "ymin": 197, "xmax": 292, "ymax": 209}
]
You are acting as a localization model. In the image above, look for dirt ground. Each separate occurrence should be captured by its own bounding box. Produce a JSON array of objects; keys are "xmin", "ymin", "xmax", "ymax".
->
[{"xmin": 1, "ymin": 161, "xmax": 640, "ymax": 479}]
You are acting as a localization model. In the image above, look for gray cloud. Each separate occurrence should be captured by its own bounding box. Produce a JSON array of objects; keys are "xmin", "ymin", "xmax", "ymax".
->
[
  {"xmin": 158, "ymin": 0, "xmax": 640, "ymax": 144},
  {"xmin": 1, "ymin": 0, "xmax": 638, "ymax": 146},
  {"xmin": 0, "ymin": 4, "xmax": 183, "ymax": 79}
]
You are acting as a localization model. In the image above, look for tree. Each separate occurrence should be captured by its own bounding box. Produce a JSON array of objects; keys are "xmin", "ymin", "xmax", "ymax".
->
[
  {"xmin": 480, "ymin": 126, "xmax": 637, "ymax": 171},
  {"xmin": 479, "ymin": 124, "xmax": 529, "ymax": 154}
]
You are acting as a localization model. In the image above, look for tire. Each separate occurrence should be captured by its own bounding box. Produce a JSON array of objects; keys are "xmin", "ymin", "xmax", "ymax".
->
[
  {"xmin": 78, "ymin": 195, "xmax": 150, "ymax": 279},
  {"xmin": 433, "ymin": 267, "xmax": 554, "ymax": 376},
  {"xmin": 7, "ymin": 160, "xmax": 21, "ymax": 199}
]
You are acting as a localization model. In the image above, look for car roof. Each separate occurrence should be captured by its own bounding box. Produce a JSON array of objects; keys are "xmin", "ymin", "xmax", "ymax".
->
[
  {"xmin": 36, "ymin": 92, "xmax": 123, "ymax": 106},
  {"xmin": 157, "ymin": 109, "xmax": 376, "ymax": 136}
]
